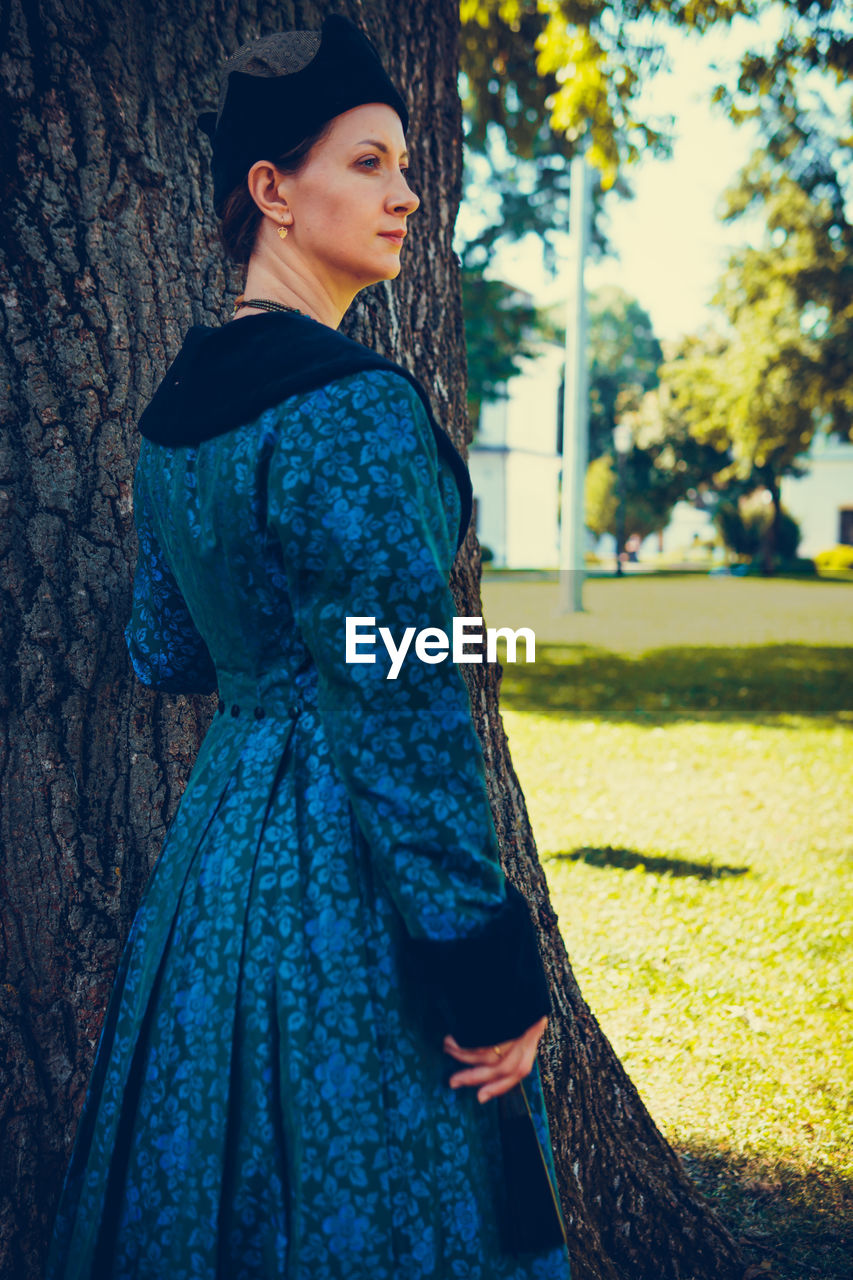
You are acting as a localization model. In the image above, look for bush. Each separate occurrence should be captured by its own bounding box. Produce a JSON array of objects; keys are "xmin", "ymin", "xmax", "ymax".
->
[
  {"xmin": 773, "ymin": 508, "xmax": 801, "ymax": 560},
  {"xmin": 814, "ymin": 545, "xmax": 853, "ymax": 573},
  {"xmin": 713, "ymin": 491, "xmax": 801, "ymax": 564},
  {"xmin": 779, "ymin": 556, "xmax": 817, "ymax": 577},
  {"xmin": 480, "ymin": 544, "xmax": 495, "ymax": 563},
  {"xmin": 714, "ymin": 500, "xmax": 762, "ymax": 559}
]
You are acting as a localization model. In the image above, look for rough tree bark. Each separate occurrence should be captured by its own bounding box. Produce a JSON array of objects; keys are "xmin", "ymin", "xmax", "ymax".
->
[{"xmin": 0, "ymin": 1, "xmax": 747, "ymax": 1277}]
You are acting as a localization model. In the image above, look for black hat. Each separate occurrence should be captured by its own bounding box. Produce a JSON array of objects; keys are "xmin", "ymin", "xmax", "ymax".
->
[{"xmin": 197, "ymin": 13, "xmax": 409, "ymax": 216}]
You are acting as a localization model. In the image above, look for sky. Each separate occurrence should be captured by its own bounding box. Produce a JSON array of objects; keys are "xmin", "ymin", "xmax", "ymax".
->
[{"xmin": 457, "ymin": 12, "xmax": 783, "ymax": 345}]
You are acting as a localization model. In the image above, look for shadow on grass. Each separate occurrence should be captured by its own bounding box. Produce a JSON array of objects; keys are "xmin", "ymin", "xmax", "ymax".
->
[
  {"xmin": 675, "ymin": 1140, "xmax": 852, "ymax": 1280},
  {"xmin": 498, "ymin": 643, "xmax": 853, "ymax": 725},
  {"xmin": 544, "ymin": 844, "xmax": 749, "ymax": 880}
]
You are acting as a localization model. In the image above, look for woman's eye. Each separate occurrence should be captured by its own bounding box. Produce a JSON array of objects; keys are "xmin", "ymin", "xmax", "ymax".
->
[{"xmin": 359, "ymin": 156, "xmax": 380, "ymax": 169}]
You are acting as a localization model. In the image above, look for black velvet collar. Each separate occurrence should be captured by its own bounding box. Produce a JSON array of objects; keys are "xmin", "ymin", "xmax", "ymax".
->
[{"xmin": 137, "ymin": 311, "xmax": 472, "ymax": 551}]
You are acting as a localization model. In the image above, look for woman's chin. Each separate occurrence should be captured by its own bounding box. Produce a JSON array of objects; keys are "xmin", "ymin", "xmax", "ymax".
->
[
  {"xmin": 371, "ymin": 256, "xmax": 404, "ymax": 282},
  {"xmin": 351, "ymin": 259, "xmax": 404, "ymax": 293}
]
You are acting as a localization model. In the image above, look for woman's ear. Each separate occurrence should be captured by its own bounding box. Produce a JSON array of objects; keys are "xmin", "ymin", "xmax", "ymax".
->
[{"xmin": 246, "ymin": 159, "xmax": 292, "ymax": 226}]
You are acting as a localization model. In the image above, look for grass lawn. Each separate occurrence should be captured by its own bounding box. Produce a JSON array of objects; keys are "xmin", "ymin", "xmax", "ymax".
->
[{"xmin": 480, "ymin": 575, "xmax": 853, "ymax": 1280}]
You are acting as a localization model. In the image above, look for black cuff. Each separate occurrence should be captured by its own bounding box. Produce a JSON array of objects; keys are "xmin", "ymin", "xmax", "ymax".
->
[{"xmin": 403, "ymin": 882, "xmax": 553, "ymax": 1048}]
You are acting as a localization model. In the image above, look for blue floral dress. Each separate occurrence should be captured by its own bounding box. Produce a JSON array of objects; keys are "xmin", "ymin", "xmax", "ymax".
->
[{"xmin": 45, "ymin": 361, "xmax": 572, "ymax": 1280}]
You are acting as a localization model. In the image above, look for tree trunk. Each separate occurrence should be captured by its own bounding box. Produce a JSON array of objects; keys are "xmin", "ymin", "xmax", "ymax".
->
[
  {"xmin": 0, "ymin": 1, "xmax": 746, "ymax": 1277},
  {"xmin": 760, "ymin": 475, "xmax": 782, "ymax": 576},
  {"xmin": 613, "ymin": 452, "xmax": 626, "ymax": 576}
]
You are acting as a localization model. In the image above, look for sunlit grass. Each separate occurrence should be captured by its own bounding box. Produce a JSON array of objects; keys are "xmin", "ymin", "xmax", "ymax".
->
[{"xmin": 482, "ymin": 575, "xmax": 852, "ymax": 1279}]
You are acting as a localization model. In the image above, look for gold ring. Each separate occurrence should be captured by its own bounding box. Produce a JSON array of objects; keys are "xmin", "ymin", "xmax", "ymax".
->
[{"xmin": 492, "ymin": 1044, "xmax": 504, "ymax": 1058}]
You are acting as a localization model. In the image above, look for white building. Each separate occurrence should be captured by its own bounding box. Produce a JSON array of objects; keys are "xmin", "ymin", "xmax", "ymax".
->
[
  {"xmin": 780, "ymin": 432, "xmax": 853, "ymax": 556},
  {"xmin": 469, "ymin": 345, "xmax": 853, "ymax": 567},
  {"xmin": 467, "ymin": 342, "xmax": 565, "ymax": 569}
]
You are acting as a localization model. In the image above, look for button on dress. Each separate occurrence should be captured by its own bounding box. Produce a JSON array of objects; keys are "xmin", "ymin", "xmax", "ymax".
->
[{"xmin": 46, "ymin": 364, "xmax": 572, "ymax": 1279}]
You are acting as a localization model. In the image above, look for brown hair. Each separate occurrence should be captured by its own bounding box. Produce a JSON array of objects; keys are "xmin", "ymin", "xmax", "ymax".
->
[{"xmin": 218, "ymin": 118, "xmax": 336, "ymax": 266}]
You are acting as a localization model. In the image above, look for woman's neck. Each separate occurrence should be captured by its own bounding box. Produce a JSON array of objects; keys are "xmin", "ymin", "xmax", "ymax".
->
[{"xmin": 236, "ymin": 240, "xmax": 351, "ymax": 329}]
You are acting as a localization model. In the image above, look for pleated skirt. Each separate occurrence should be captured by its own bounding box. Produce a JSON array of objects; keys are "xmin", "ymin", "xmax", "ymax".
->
[{"xmin": 46, "ymin": 688, "xmax": 572, "ymax": 1279}]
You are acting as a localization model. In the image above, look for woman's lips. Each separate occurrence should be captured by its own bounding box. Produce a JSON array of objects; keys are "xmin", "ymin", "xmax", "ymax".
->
[{"xmin": 379, "ymin": 231, "xmax": 406, "ymax": 244}]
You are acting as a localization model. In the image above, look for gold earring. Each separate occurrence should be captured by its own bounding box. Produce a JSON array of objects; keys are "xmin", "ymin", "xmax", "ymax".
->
[{"xmin": 278, "ymin": 222, "xmax": 288, "ymax": 240}]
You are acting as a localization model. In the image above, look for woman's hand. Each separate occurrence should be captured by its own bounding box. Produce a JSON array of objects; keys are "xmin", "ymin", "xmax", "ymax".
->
[{"xmin": 443, "ymin": 1016, "xmax": 548, "ymax": 1103}]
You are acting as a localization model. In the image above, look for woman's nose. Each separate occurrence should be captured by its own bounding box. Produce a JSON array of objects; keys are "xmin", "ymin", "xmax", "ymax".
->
[{"xmin": 392, "ymin": 175, "xmax": 419, "ymax": 216}]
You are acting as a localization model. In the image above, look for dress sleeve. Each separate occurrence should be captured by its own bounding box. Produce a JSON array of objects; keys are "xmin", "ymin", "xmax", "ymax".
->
[
  {"xmin": 266, "ymin": 369, "xmax": 551, "ymax": 1047},
  {"xmin": 123, "ymin": 452, "xmax": 217, "ymax": 696}
]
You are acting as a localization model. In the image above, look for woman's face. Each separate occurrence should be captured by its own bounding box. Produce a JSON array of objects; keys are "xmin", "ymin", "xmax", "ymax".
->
[{"xmin": 274, "ymin": 102, "xmax": 420, "ymax": 293}]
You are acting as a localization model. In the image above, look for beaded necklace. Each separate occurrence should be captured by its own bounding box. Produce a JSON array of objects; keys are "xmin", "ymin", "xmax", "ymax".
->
[{"xmin": 233, "ymin": 295, "xmax": 306, "ymax": 318}]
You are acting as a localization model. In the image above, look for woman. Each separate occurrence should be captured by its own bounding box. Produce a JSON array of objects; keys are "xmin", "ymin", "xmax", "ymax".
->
[{"xmin": 46, "ymin": 15, "xmax": 571, "ymax": 1279}]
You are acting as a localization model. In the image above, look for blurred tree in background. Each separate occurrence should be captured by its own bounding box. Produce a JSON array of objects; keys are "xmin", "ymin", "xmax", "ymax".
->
[
  {"xmin": 584, "ymin": 286, "xmax": 663, "ymax": 462},
  {"xmin": 463, "ymin": 273, "xmax": 549, "ymax": 426},
  {"xmin": 584, "ymin": 454, "xmax": 618, "ymax": 539},
  {"xmin": 458, "ymin": 0, "xmax": 851, "ymax": 254},
  {"xmin": 457, "ymin": 0, "xmax": 852, "ymax": 571},
  {"xmin": 581, "ymin": 445, "xmax": 678, "ymax": 548},
  {"xmin": 714, "ymin": 491, "xmax": 802, "ymax": 563},
  {"xmin": 659, "ymin": 8, "xmax": 852, "ymax": 572},
  {"xmin": 573, "ymin": 290, "xmax": 730, "ymax": 553}
]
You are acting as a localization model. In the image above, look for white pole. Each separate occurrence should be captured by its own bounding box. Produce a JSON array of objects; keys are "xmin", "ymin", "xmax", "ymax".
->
[{"xmin": 558, "ymin": 145, "xmax": 592, "ymax": 613}]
